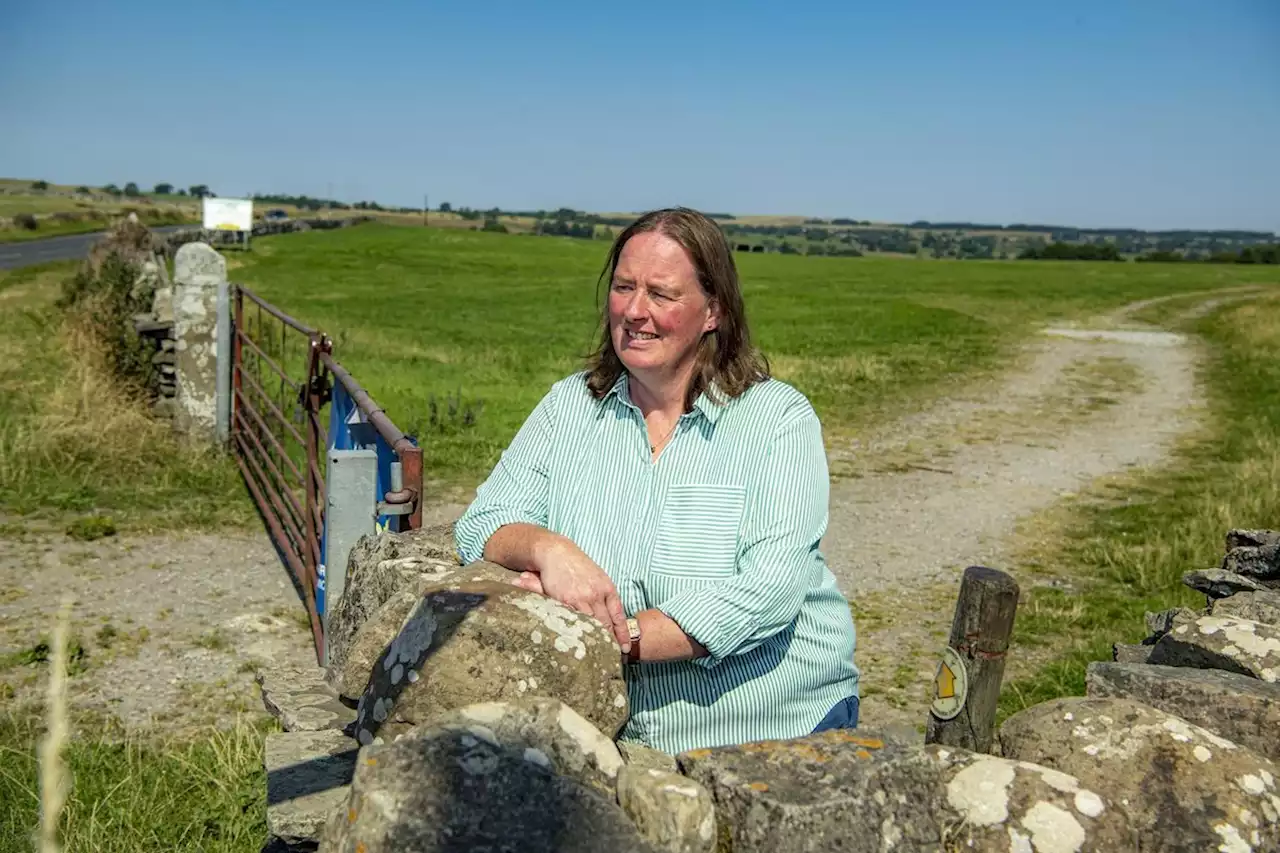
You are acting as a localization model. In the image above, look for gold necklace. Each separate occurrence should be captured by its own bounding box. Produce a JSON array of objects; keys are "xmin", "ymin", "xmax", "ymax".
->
[{"xmin": 648, "ymin": 419, "xmax": 679, "ymax": 453}]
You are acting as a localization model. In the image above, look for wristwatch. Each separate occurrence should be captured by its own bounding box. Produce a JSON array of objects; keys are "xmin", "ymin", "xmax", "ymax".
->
[{"xmin": 625, "ymin": 617, "xmax": 641, "ymax": 663}]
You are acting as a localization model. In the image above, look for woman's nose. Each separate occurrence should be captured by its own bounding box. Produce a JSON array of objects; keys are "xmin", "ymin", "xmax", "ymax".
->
[{"xmin": 623, "ymin": 291, "xmax": 648, "ymax": 320}]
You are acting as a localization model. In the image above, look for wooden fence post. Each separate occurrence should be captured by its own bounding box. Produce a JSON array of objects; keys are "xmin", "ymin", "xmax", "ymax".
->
[{"xmin": 925, "ymin": 565, "xmax": 1020, "ymax": 754}]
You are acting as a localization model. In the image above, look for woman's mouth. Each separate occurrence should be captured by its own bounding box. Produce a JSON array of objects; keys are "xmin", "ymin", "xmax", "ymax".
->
[{"xmin": 626, "ymin": 329, "xmax": 659, "ymax": 341}]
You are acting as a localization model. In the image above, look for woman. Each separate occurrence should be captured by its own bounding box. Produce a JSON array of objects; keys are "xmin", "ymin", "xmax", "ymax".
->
[{"xmin": 454, "ymin": 207, "xmax": 859, "ymax": 754}]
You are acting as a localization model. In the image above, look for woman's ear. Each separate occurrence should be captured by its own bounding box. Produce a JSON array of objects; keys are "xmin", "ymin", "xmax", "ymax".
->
[{"xmin": 704, "ymin": 300, "xmax": 720, "ymax": 333}]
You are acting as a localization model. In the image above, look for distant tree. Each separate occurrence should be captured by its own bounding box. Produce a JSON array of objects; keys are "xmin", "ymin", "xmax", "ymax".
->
[
  {"xmin": 438, "ymin": 201, "xmax": 452, "ymax": 213},
  {"xmin": 188, "ymin": 185, "xmax": 212, "ymax": 199},
  {"xmin": 153, "ymin": 182, "xmax": 174, "ymax": 195},
  {"xmin": 30, "ymin": 180, "xmax": 49, "ymax": 191},
  {"xmin": 176, "ymin": 188, "xmax": 187, "ymax": 196},
  {"xmin": 481, "ymin": 217, "xmax": 508, "ymax": 233},
  {"xmin": 75, "ymin": 186, "xmax": 91, "ymax": 194},
  {"xmin": 102, "ymin": 184, "xmax": 122, "ymax": 195},
  {"xmin": 1019, "ymin": 242, "xmax": 1123, "ymax": 261},
  {"xmin": 123, "ymin": 182, "xmax": 141, "ymax": 197}
]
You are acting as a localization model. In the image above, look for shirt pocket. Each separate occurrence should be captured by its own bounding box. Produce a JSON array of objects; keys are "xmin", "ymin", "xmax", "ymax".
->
[{"xmin": 649, "ymin": 483, "xmax": 747, "ymax": 580}]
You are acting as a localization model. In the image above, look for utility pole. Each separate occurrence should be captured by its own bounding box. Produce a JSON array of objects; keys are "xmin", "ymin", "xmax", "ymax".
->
[{"xmin": 424, "ymin": 193, "xmax": 429, "ymax": 227}]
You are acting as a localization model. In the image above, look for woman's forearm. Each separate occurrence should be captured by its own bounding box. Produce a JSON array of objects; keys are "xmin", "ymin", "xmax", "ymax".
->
[
  {"xmin": 482, "ymin": 522, "xmax": 563, "ymax": 572},
  {"xmin": 632, "ymin": 609, "xmax": 709, "ymax": 663}
]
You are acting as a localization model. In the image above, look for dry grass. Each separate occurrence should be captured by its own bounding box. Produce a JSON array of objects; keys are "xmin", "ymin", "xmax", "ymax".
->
[
  {"xmin": 1, "ymin": 707, "xmax": 270, "ymax": 852},
  {"xmin": 0, "ymin": 263, "xmax": 251, "ymax": 529},
  {"xmin": 37, "ymin": 596, "xmax": 73, "ymax": 853}
]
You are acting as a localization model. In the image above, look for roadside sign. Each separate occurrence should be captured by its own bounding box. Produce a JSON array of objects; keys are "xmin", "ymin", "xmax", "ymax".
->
[{"xmin": 202, "ymin": 197, "xmax": 253, "ymax": 232}]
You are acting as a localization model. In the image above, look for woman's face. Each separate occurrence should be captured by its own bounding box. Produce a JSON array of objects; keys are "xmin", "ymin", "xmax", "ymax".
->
[{"xmin": 608, "ymin": 231, "xmax": 718, "ymax": 382}]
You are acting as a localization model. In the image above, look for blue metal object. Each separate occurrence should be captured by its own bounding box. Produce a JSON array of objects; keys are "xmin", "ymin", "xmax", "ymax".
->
[{"xmin": 317, "ymin": 380, "xmax": 418, "ymax": 618}]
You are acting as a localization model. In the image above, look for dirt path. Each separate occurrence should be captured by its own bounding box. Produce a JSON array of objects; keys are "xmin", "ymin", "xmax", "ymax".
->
[
  {"xmin": 0, "ymin": 290, "xmax": 1255, "ymax": 739},
  {"xmin": 826, "ymin": 291, "xmax": 1260, "ymax": 729}
]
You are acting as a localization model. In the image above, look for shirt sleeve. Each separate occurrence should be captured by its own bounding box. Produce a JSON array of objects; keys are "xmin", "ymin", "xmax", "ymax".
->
[
  {"xmin": 655, "ymin": 403, "xmax": 829, "ymax": 668},
  {"xmin": 453, "ymin": 386, "xmax": 556, "ymax": 564}
]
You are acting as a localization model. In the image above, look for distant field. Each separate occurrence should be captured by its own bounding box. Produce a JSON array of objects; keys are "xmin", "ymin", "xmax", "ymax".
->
[
  {"xmin": 230, "ymin": 224, "xmax": 1280, "ymax": 492},
  {"xmin": 0, "ymin": 178, "xmax": 201, "ymax": 242}
]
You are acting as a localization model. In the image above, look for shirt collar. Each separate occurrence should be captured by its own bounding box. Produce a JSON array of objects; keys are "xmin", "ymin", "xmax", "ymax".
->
[{"xmin": 604, "ymin": 373, "xmax": 726, "ymax": 425}]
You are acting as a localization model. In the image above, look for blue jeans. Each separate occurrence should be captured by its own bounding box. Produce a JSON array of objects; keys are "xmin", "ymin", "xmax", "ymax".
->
[{"xmin": 811, "ymin": 694, "xmax": 860, "ymax": 733}]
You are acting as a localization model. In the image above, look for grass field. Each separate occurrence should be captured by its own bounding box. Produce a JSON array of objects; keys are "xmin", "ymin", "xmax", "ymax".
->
[
  {"xmin": 3, "ymin": 225, "xmax": 1280, "ymax": 850},
  {"xmin": 230, "ymin": 223, "xmax": 1280, "ymax": 492}
]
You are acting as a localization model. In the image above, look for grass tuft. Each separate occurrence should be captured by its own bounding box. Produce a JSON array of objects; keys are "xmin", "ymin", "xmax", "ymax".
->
[
  {"xmin": 1, "ymin": 709, "xmax": 271, "ymax": 852},
  {"xmin": 65, "ymin": 516, "xmax": 117, "ymax": 542}
]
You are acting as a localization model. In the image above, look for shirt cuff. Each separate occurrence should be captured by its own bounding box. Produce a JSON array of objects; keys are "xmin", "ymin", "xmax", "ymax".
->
[
  {"xmin": 453, "ymin": 508, "xmax": 544, "ymax": 565},
  {"xmin": 655, "ymin": 589, "xmax": 747, "ymax": 670}
]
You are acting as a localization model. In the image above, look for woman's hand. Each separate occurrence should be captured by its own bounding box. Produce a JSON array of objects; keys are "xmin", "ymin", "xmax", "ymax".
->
[
  {"xmin": 521, "ymin": 535, "xmax": 632, "ymax": 652},
  {"xmin": 511, "ymin": 571, "xmax": 544, "ymax": 595},
  {"xmin": 487, "ymin": 524, "xmax": 632, "ymax": 651}
]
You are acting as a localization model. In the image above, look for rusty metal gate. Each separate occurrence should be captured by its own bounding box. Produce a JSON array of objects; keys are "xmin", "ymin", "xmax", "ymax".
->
[{"xmin": 230, "ymin": 285, "xmax": 422, "ymax": 662}]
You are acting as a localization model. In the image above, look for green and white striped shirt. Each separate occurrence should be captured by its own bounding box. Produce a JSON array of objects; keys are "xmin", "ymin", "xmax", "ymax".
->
[{"xmin": 454, "ymin": 371, "xmax": 859, "ymax": 754}]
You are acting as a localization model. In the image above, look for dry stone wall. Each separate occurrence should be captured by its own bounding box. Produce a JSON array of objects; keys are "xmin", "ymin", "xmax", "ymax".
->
[{"xmin": 258, "ymin": 524, "xmax": 1280, "ymax": 852}]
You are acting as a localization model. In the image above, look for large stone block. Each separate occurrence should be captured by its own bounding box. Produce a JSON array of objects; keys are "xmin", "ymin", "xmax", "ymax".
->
[
  {"xmin": 266, "ymin": 729, "xmax": 357, "ymax": 850},
  {"xmin": 1148, "ymin": 612, "xmax": 1280, "ymax": 682},
  {"xmin": 1224, "ymin": 544, "xmax": 1280, "ymax": 583},
  {"xmin": 1227, "ymin": 529, "xmax": 1280, "ymax": 550},
  {"xmin": 1213, "ymin": 589, "xmax": 1280, "ymax": 626},
  {"xmin": 417, "ymin": 697, "xmax": 623, "ymax": 798},
  {"xmin": 1143, "ymin": 606, "xmax": 1197, "ymax": 637},
  {"xmin": 350, "ymin": 582, "xmax": 629, "ymax": 746},
  {"xmin": 677, "ymin": 729, "xmax": 1133, "ymax": 852},
  {"xmin": 619, "ymin": 739, "xmax": 680, "ymax": 774},
  {"xmin": 319, "ymin": 724, "xmax": 658, "ymax": 853},
  {"xmin": 324, "ymin": 523, "xmax": 522, "ymax": 697},
  {"xmin": 999, "ymin": 696, "xmax": 1280, "ymax": 851},
  {"xmin": 1112, "ymin": 642, "xmax": 1152, "ymax": 665},
  {"xmin": 324, "ymin": 525, "xmax": 460, "ymax": 683},
  {"xmin": 617, "ymin": 766, "xmax": 716, "ymax": 853},
  {"xmin": 329, "ymin": 562, "xmax": 520, "ymax": 699},
  {"xmin": 1086, "ymin": 661, "xmax": 1280, "ymax": 762},
  {"xmin": 257, "ymin": 663, "xmax": 356, "ymax": 733},
  {"xmin": 1183, "ymin": 568, "xmax": 1265, "ymax": 599}
]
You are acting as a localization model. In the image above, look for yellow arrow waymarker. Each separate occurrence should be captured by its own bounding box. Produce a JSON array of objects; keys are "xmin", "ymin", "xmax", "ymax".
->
[
  {"xmin": 930, "ymin": 646, "xmax": 968, "ymax": 721},
  {"xmin": 935, "ymin": 663, "xmax": 956, "ymax": 699}
]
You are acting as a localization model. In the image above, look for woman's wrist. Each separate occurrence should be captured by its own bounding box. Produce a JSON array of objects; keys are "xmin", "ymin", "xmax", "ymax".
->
[{"xmin": 529, "ymin": 528, "xmax": 580, "ymax": 574}]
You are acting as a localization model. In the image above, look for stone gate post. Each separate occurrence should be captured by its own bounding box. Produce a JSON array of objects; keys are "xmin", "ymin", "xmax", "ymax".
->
[{"xmin": 172, "ymin": 242, "xmax": 226, "ymax": 441}]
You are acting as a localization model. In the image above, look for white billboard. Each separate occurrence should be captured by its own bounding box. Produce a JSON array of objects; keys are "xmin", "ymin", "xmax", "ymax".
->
[{"xmin": 202, "ymin": 197, "xmax": 254, "ymax": 231}]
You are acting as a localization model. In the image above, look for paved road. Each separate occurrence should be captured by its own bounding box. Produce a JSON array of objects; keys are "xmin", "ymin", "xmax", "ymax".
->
[{"xmin": 0, "ymin": 226, "xmax": 189, "ymax": 271}]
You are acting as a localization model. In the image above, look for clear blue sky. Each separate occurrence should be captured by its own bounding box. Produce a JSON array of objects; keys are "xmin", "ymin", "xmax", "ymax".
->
[{"xmin": 2, "ymin": 0, "xmax": 1276, "ymax": 231}]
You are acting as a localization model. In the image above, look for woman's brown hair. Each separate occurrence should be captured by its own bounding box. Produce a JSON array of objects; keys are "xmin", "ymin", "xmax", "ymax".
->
[{"xmin": 585, "ymin": 207, "xmax": 770, "ymax": 409}]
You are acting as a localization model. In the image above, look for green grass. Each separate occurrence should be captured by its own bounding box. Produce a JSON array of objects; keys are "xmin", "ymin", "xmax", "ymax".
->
[
  {"xmin": 230, "ymin": 223, "xmax": 1280, "ymax": 490},
  {"xmin": 997, "ymin": 293, "xmax": 1280, "ymax": 719},
  {"xmin": 0, "ymin": 262, "xmax": 253, "ymax": 530},
  {"xmin": 0, "ymin": 710, "xmax": 270, "ymax": 852}
]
